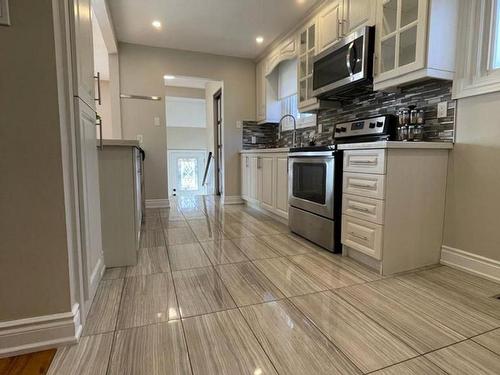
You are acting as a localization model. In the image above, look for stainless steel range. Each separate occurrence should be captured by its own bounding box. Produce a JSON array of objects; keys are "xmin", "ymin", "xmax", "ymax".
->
[
  {"xmin": 288, "ymin": 115, "xmax": 397, "ymax": 253},
  {"xmin": 288, "ymin": 145, "xmax": 343, "ymax": 252}
]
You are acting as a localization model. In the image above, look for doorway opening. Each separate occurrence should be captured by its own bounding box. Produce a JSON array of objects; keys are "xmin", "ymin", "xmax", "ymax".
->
[
  {"xmin": 168, "ymin": 150, "xmax": 208, "ymax": 196},
  {"xmin": 163, "ymin": 75, "xmax": 223, "ymax": 198}
]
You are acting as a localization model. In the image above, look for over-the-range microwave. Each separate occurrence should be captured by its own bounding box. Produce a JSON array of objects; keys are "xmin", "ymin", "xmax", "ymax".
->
[{"xmin": 312, "ymin": 26, "xmax": 375, "ymax": 100}]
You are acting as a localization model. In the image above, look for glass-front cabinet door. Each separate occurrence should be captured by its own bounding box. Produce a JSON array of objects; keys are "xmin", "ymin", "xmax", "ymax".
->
[
  {"xmin": 376, "ymin": 0, "xmax": 428, "ymax": 81},
  {"xmin": 298, "ymin": 20, "xmax": 318, "ymax": 111}
]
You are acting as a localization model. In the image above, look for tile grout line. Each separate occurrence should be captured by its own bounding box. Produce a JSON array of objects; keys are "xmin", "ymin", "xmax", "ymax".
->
[
  {"xmin": 176, "ymin": 199, "xmax": 283, "ymax": 374},
  {"xmin": 160, "ymin": 205, "xmax": 196, "ymax": 375},
  {"xmin": 104, "ymin": 274, "xmax": 127, "ymax": 375},
  {"xmin": 111, "ymin": 200, "xmax": 500, "ymax": 374},
  {"xmin": 360, "ymin": 279, "xmax": 493, "ymax": 343},
  {"xmin": 236, "ymin": 303, "xmax": 283, "ymax": 375}
]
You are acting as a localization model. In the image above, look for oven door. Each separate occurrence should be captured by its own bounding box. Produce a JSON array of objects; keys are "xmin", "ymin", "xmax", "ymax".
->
[
  {"xmin": 312, "ymin": 26, "xmax": 373, "ymax": 97},
  {"xmin": 288, "ymin": 153, "xmax": 335, "ymax": 219}
]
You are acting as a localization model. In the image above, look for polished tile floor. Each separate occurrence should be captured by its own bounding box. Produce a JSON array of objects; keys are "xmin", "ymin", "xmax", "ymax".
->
[{"xmin": 48, "ymin": 196, "xmax": 500, "ymax": 374}]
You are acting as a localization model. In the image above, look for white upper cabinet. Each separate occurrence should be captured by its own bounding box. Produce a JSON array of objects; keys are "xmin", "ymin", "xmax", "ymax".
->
[
  {"xmin": 317, "ymin": 0, "xmax": 344, "ymax": 53},
  {"xmin": 70, "ymin": 0, "xmax": 96, "ymax": 109},
  {"xmin": 374, "ymin": 0, "xmax": 459, "ymax": 91},
  {"xmin": 256, "ymin": 60, "xmax": 266, "ymax": 122},
  {"xmin": 343, "ymin": 0, "xmax": 377, "ymax": 34},
  {"xmin": 298, "ymin": 19, "xmax": 318, "ymax": 111},
  {"xmin": 265, "ymin": 38, "xmax": 297, "ymax": 76}
]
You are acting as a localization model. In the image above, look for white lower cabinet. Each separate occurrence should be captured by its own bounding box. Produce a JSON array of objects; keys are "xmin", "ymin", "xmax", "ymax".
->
[
  {"xmin": 275, "ymin": 156, "xmax": 289, "ymax": 217},
  {"xmin": 342, "ymin": 215, "xmax": 383, "ymax": 260},
  {"xmin": 248, "ymin": 156, "xmax": 260, "ymax": 202},
  {"xmin": 260, "ymin": 156, "xmax": 275, "ymax": 211},
  {"xmin": 241, "ymin": 156, "xmax": 248, "ymax": 200},
  {"xmin": 241, "ymin": 152, "xmax": 289, "ymax": 219},
  {"xmin": 340, "ymin": 147, "xmax": 450, "ymax": 276}
]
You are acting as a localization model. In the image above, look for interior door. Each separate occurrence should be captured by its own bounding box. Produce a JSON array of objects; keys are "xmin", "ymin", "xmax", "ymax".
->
[
  {"xmin": 75, "ymin": 98, "xmax": 103, "ymax": 315},
  {"xmin": 213, "ymin": 89, "xmax": 223, "ymax": 195}
]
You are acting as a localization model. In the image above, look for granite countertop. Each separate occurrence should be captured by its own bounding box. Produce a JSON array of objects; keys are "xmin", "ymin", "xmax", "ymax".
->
[
  {"xmin": 337, "ymin": 141, "xmax": 454, "ymax": 150},
  {"xmin": 102, "ymin": 139, "xmax": 140, "ymax": 147},
  {"xmin": 240, "ymin": 147, "xmax": 290, "ymax": 154}
]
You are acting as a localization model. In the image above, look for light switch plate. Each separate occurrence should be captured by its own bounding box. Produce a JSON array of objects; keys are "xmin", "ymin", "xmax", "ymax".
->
[
  {"xmin": 154, "ymin": 116, "xmax": 161, "ymax": 126},
  {"xmin": 437, "ymin": 102, "xmax": 448, "ymax": 118},
  {"xmin": 318, "ymin": 124, "xmax": 323, "ymax": 133},
  {"xmin": 0, "ymin": 0, "xmax": 11, "ymax": 26},
  {"xmin": 236, "ymin": 120, "xmax": 243, "ymax": 129},
  {"xmin": 136, "ymin": 134, "xmax": 143, "ymax": 145},
  {"xmin": 251, "ymin": 136, "xmax": 256, "ymax": 144}
]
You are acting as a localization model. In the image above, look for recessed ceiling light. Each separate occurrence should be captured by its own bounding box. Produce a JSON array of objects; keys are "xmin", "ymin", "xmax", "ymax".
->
[
  {"xmin": 164, "ymin": 75, "xmax": 176, "ymax": 80},
  {"xmin": 152, "ymin": 20, "xmax": 162, "ymax": 29},
  {"xmin": 256, "ymin": 36, "xmax": 264, "ymax": 44}
]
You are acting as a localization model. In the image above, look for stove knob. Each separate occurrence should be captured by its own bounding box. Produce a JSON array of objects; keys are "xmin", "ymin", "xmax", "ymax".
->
[
  {"xmin": 376, "ymin": 121, "xmax": 384, "ymax": 127},
  {"xmin": 369, "ymin": 122, "xmax": 376, "ymax": 129}
]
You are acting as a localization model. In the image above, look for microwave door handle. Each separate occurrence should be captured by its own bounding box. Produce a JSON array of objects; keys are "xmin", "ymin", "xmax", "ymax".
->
[{"xmin": 346, "ymin": 41, "xmax": 355, "ymax": 76}]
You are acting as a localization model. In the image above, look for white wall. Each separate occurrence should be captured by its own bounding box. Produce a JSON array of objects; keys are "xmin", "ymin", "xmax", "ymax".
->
[
  {"xmin": 443, "ymin": 91, "xmax": 500, "ymax": 262},
  {"xmin": 165, "ymin": 86, "xmax": 208, "ymax": 150},
  {"xmin": 119, "ymin": 43, "xmax": 255, "ymax": 200},
  {"xmin": 0, "ymin": 0, "xmax": 72, "ymax": 321}
]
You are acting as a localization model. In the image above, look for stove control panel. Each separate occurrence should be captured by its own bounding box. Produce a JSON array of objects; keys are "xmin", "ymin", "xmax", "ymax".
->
[{"xmin": 334, "ymin": 116, "xmax": 393, "ymax": 139}]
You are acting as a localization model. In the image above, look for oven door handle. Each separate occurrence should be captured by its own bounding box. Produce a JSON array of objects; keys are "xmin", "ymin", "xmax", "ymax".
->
[{"xmin": 288, "ymin": 152, "xmax": 335, "ymax": 158}]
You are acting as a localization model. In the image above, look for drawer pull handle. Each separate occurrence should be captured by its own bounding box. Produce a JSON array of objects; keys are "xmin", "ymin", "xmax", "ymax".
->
[
  {"xmin": 349, "ymin": 203, "xmax": 371, "ymax": 213},
  {"xmin": 350, "ymin": 181, "xmax": 377, "ymax": 188},
  {"xmin": 350, "ymin": 232, "xmax": 368, "ymax": 241},
  {"xmin": 350, "ymin": 158, "xmax": 377, "ymax": 164}
]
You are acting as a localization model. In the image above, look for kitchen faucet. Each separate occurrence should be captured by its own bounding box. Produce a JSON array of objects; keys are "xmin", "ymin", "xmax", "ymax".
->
[{"xmin": 278, "ymin": 114, "xmax": 297, "ymax": 148}]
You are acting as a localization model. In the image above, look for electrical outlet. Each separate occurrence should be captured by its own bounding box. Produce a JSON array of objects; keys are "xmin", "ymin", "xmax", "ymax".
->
[
  {"xmin": 251, "ymin": 136, "xmax": 257, "ymax": 144},
  {"xmin": 136, "ymin": 134, "xmax": 143, "ymax": 145},
  {"xmin": 154, "ymin": 116, "xmax": 161, "ymax": 126},
  {"xmin": 236, "ymin": 120, "xmax": 243, "ymax": 129},
  {"xmin": 437, "ymin": 102, "xmax": 448, "ymax": 118},
  {"xmin": 318, "ymin": 124, "xmax": 323, "ymax": 133}
]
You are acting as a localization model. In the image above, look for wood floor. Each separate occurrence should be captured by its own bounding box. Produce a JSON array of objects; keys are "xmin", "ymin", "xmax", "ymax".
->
[
  {"xmin": 0, "ymin": 349, "xmax": 56, "ymax": 375},
  {"xmin": 29, "ymin": 196, "xmax": 500, "ymax": 374}
]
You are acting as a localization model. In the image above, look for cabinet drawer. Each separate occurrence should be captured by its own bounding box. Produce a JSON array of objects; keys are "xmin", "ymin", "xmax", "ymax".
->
[
  {"xmin": 343, "ymin": 194, "xmax": 385, "ymax": 224},
  {"xmin": 342, "ymin": 215, "xmax": 383, "ymax": 260},
  {"xmin": 343, "ymin": 149, "xmax": 386, "ymax": 174},
  {"xmin": 343, "ymin": 172, "xmax": 386, "ymax": 199}
]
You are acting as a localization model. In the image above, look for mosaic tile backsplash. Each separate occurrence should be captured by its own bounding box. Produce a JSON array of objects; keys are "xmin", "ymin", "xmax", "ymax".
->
[
  {"xmin": 243, "ymin": 79, "xmax": 455, "ymax": 149},
  {"xmin": 242, "ymin": 121, "xmax": 278, "ymax": 150}
]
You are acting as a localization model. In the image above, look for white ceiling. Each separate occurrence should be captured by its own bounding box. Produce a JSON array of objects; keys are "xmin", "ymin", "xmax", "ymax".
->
[{"xmin": 107, "ymin": 0, "xmax": 320, "ymax": 59}]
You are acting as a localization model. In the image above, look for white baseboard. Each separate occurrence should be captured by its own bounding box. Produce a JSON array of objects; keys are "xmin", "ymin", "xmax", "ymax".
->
[
  {"xmin": 441, "ymin": 245, "xmax": 500, "ymax": 283},
  {"xmin": 146, "ymin": 199, "xmax": 170, "ymax": 208},
  {"xmin": 222, "ymin": 196, "xmax": 244, "ymax": 205},
  {"xmin": 0, "ymin": 303, "xmax": 82, "ymax": 358}
]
